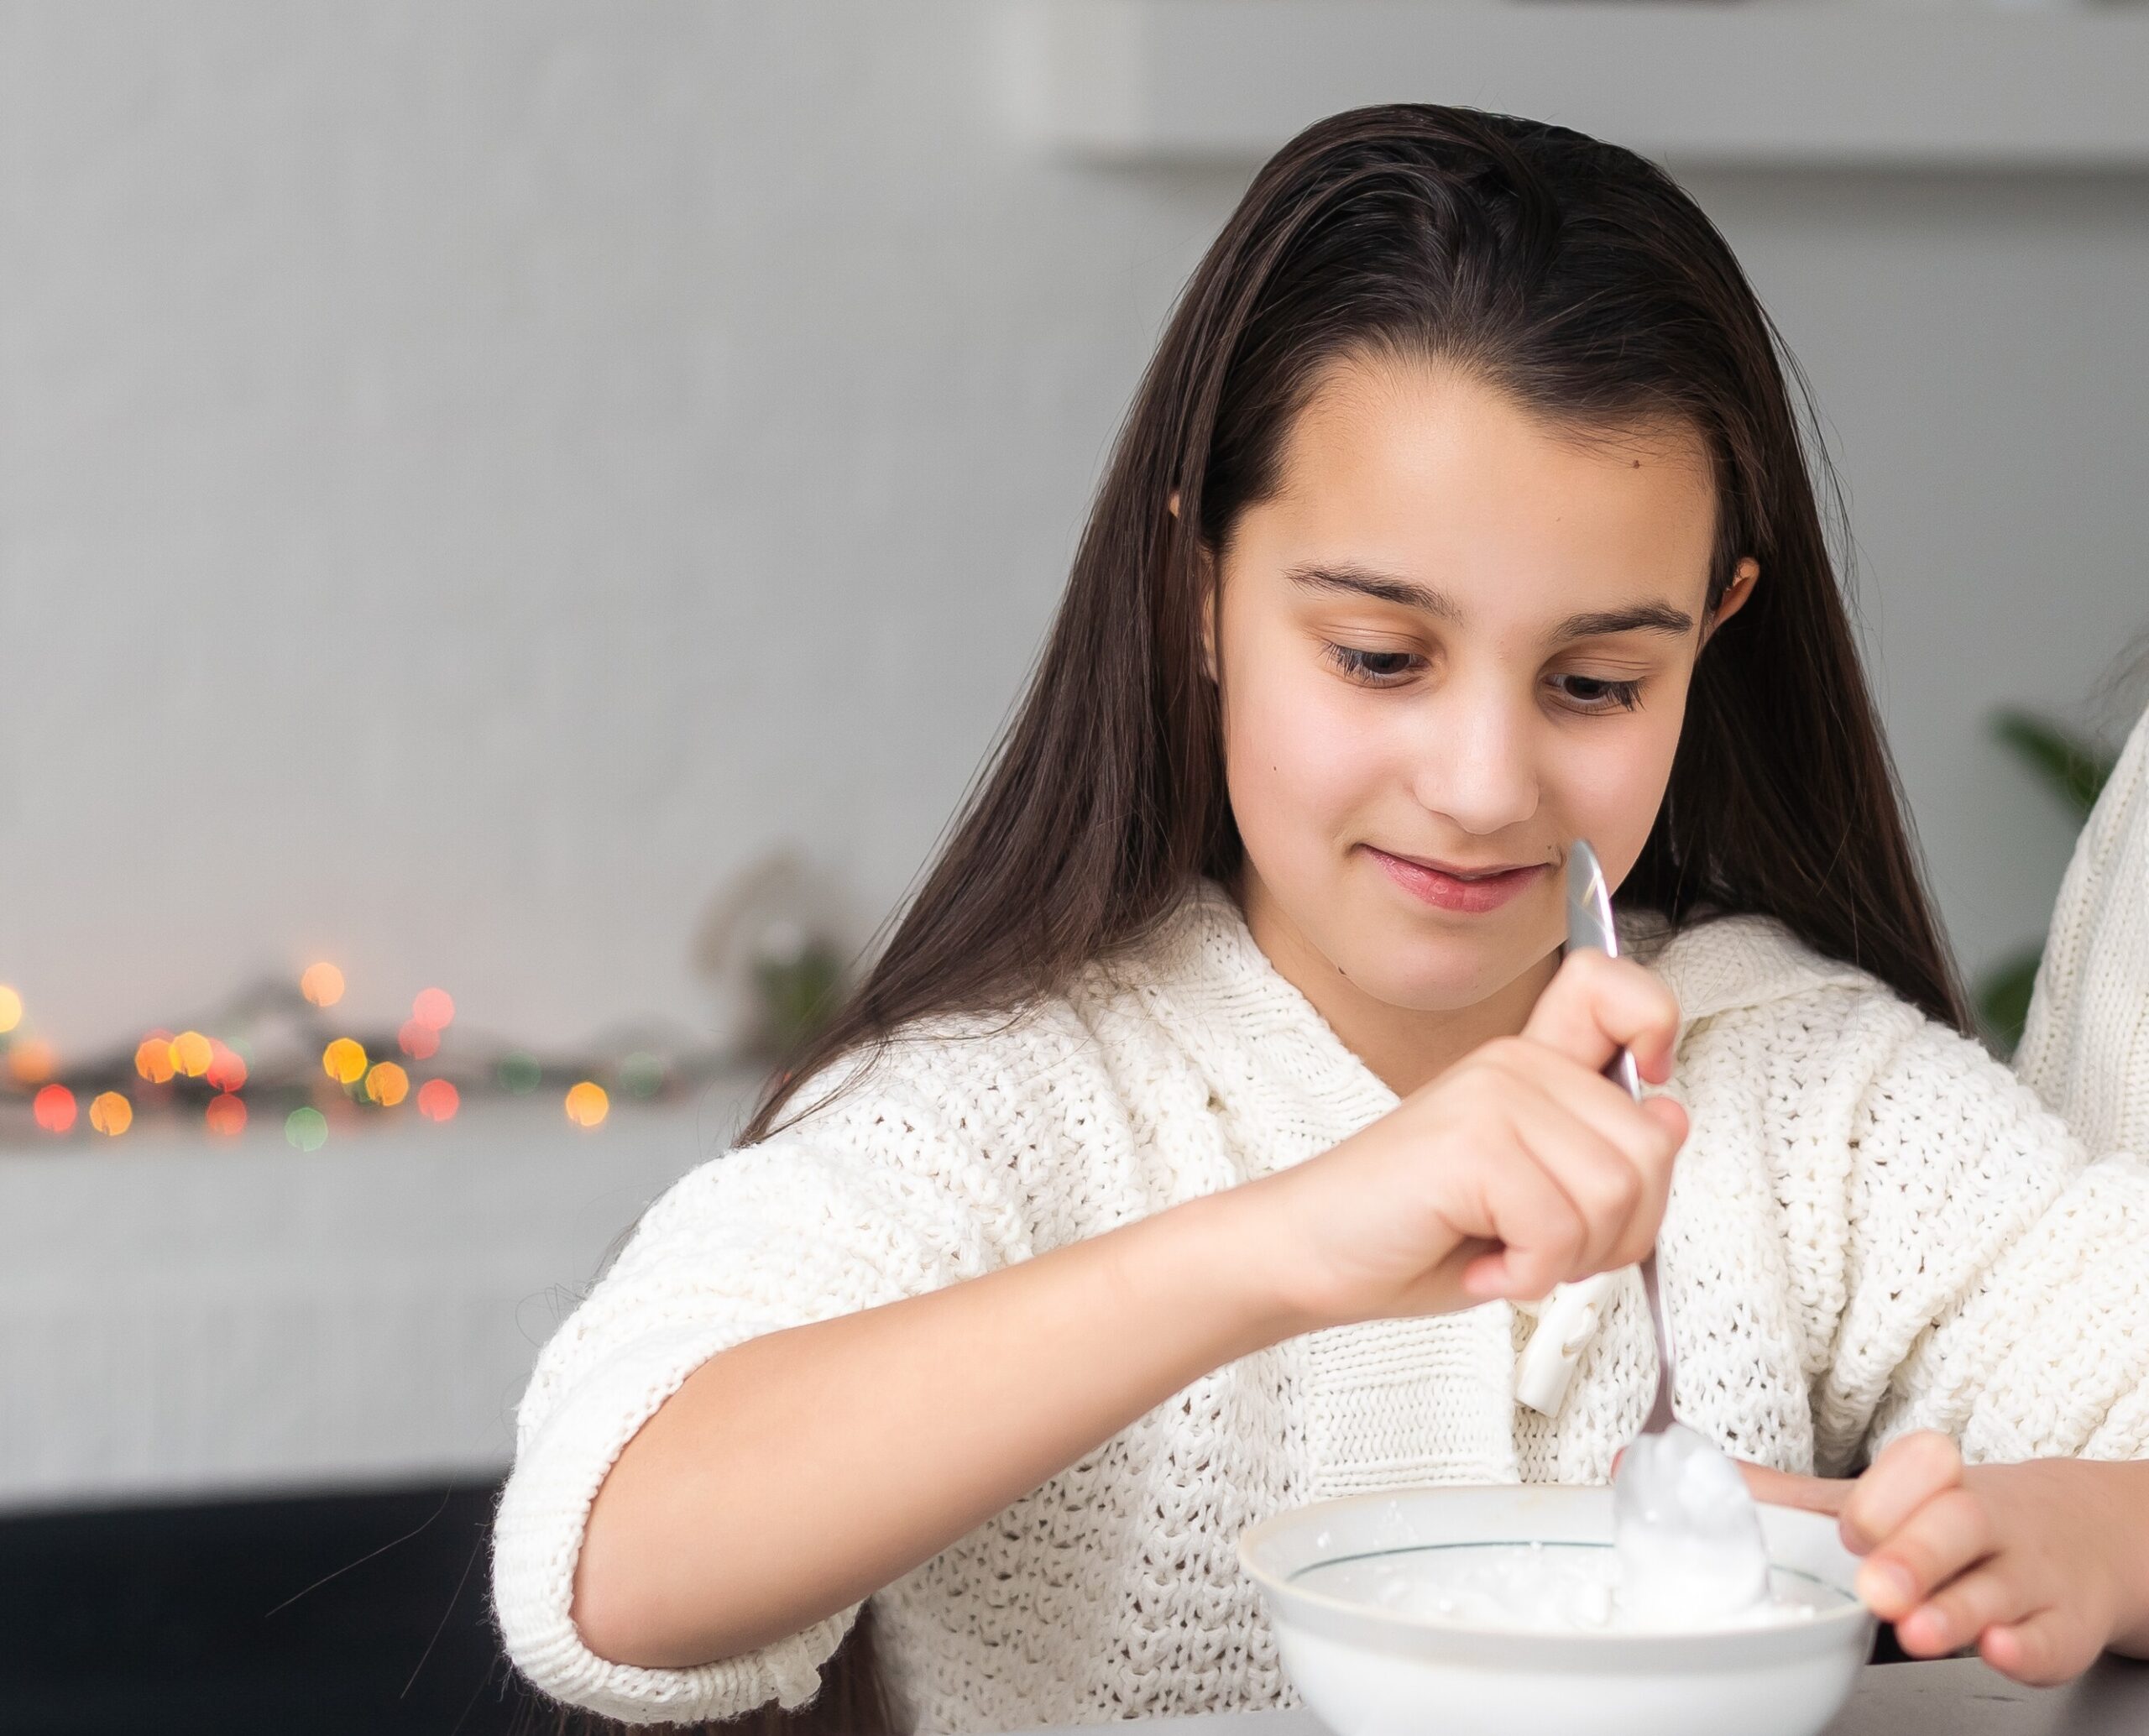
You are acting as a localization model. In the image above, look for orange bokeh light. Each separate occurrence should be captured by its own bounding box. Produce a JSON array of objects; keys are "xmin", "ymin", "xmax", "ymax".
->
[
  {"xmin": 89, "ymin": 1091, "xmax": 133, "ymax": 1137},
  {"xmin": 564, "ymin": 1080, "xmax": 609, "ymax": 1128},
  {"xmin": 170, "ymin": 1030, "xmax": 213, "ymax": 1078},
  {"xmin": 301, "ymin": 962, "xmax": 345, "ymax": 1007},
  {"xmin": 322, "ymin": 1038, "xmax": 368, "ymax": 1085},
  {"xmin": 205, "ymin": 1093, "xmax": 248, "ymax": 1137},
  {"xmin": 364, "ymin": 1061, "xmax": 410, "ymax": 1106},
  {"xmin": 0, "ymin": 984, "xmax": 21, "ymax": 1033},
  {"xmin": 416, "ymin": 1079, "xmax": 459, "ymax": 1122},
  {"xmin": 135, "ymin": 1033, "xmax": 178, "ymax": 1084},
  {"xmin": 33, "ymin": 1084, "xmax": 76, "ymax": 1133},
  {"xmin": 9, "ymin": 1038, "xmax": 57, "ymax": 1086}
]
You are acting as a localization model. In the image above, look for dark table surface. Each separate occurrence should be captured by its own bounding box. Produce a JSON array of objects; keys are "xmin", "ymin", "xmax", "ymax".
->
[{"xmin": 1003, "ymin": 1655, "xmax": 2149, "ymax": 1735}]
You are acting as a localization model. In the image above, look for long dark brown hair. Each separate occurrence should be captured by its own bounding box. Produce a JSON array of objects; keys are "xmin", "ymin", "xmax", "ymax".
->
[
  {"xmin": 752, "ymin": 102, "xmax": 1969, "ymax": 1142},
  {"xmin": 519, "ymin": 101, "xmax": 1969, "ymax": 1736}
]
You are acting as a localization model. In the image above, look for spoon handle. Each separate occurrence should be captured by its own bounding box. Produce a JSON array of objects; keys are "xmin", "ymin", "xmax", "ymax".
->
[
  {"xmin": 1566, "ymin": 839, "xmax": 1677, "ymax": 1435},
  {"xmin": 1638, "ymin": 1249, "xmax": 1678, "ymax": 1435}
]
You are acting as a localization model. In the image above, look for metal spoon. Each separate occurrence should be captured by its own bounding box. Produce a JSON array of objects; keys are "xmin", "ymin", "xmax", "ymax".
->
[
  {"xmin": 1563, "ymin": 838, "xmax": 1676, "ymax": 1436},
  {"xmin": 1566, "ymin": 838, "xmax": 1769, "ymax": 1620}
]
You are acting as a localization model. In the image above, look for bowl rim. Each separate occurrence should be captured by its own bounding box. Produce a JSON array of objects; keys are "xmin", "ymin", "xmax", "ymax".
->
[{"xmin": 1237, "ymin": 1484, "xmax": 1875, "ymax": 1667}]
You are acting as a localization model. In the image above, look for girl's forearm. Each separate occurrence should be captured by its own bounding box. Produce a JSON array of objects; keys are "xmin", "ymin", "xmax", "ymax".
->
[{"xmin": 571, "ymin": 1185, "xmax": 1290, "ymax": 1671}]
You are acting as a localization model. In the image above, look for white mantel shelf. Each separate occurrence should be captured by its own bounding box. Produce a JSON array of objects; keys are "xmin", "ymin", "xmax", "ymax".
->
[
  {"xmin": 1003, "ymin": 1, "xmax": 2149, "ymax": 170},
  {"xmin": 0, "ymin": 1077, "xmax": 763, "ymax": 1512}
]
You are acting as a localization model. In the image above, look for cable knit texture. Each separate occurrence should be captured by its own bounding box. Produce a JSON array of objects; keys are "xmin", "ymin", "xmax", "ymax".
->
[
  {"xmin": 2017, "ymin": 703, "xmax": 2149, "ymax": 1158},
  {"xmin": 494, "ymin": 709, "xmax": 2149, "ymax": 1733}
]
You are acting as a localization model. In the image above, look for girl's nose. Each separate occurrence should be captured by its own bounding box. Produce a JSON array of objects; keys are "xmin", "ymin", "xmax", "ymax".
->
[{"xmin": 1410, "ymin": 695, "xmax": 1540, "ymax": 835}]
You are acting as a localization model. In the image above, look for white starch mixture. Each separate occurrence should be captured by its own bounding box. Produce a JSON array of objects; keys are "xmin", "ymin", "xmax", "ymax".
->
[
  {"xmin": 1293, "ymin": 1424, "xmax": 1822, "ymax": 1635},
  {"xmin": 1296, "ymin": 1536, "xmax": 1842, "ymax": 1636},
  {"xmin": 1611, "ymin": 1419, "xmax": 1775, "ymax": 1627}
]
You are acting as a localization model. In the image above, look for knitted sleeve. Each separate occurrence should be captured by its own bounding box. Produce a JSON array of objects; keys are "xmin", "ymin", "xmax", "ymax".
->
[
  {"xmin": 489, "ymin": 1040, "xmax": 1036, "ymax": 1726},
  {"xmin": 1801, "ymin": 1005, "xmax": 2149, "ymax": 1474},
  {"xmin": 1751, "ymin": 705, "xmax": 2149, "ymax": 1476},
  {"xmin": 2014, "ymin": 699, "xmax": 2149, "ymax": 1158}
]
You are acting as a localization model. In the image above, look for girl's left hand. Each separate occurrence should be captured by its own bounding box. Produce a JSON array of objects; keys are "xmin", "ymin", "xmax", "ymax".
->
[{"xmin": 1736, "ymin": 1431, "xmax": 2129, "ymax": 1686}]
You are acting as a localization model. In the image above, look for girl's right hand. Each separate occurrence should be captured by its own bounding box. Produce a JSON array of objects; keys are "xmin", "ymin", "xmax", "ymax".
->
[{"xmin": 1233, "ymin": 946, "xmax": 1689, "ymax": 1336}]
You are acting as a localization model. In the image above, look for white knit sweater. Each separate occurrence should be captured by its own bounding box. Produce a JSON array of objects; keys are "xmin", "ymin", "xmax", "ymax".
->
[
  {"xmin": 493, "ymin": 707, "xmax": 2149, "ymax": 1733},
  {"xmin": 2016, "ymin": 703, "xmax": 2149, "ymax": 1158}
]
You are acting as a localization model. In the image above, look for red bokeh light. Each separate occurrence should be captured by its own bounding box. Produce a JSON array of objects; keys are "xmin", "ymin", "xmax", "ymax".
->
[
  {"xmin": 205, "ymin": 1093, "xmax": 248, "ymax": 1137},
  {"xmin": 206, "ymin": 1041, "xmax": 248, "ymax": 1093},
  {"xmin": 33, "ymin": 1084, "xmax": 76, "ymax": 1133}
]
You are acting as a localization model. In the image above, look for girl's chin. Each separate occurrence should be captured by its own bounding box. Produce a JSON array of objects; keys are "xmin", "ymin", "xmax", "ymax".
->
[{"xmin": 1323, "ymin": 931, "xmax": 1514, "ymax": 1007}]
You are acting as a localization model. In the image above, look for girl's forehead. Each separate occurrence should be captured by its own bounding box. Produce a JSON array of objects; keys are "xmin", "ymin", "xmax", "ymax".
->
[{"xmin": 1244, "ymin": 358, "xmax": 1719, "ymax": 619}]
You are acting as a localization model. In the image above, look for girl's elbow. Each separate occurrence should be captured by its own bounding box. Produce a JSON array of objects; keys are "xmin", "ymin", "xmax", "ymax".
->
[
  {"xmin": 570, "ymin": 1517, "xmax": 772, "ymax": 1671},
  {"xmin": 570, "ymin": 1507, "xmax": 701, "ymax": 1668},
  {"xmin": 568, "ymin": 1531, "xmax": 661, "ymax": 1666}
]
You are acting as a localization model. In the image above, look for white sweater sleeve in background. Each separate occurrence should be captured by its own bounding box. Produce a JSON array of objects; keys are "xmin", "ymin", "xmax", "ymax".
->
[
  {"xmin": 1829, "ymin": 1012, "xmax": 2149, "ymax": 1468},
  {"xmin": 2016, "ymin": 700, "xmax": 2149, "ymax": 1159},
  {"xmin": 489, "ymin": 1053, "xmax": 1032, "ymax": 1726},
  {"xmin": 1794, "ymin": 703, "xmax": 2149, "ymax": 1474}
]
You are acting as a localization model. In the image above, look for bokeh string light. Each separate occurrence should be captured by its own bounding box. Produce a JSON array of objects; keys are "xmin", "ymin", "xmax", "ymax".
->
[
  {"xmin": 322, "ymin": 1037, "xmax": 369, "ymax": 1086},
  {"xmin": 89, "ymin": 1090, "xmax": 133, "ymax": 1136},
  {"xmin": 299, "ymin": 963, "xmax": 344, "ymax": 1007},
  {"xmin": 0, "ymin": 965, "xmax": 745, "ymax": 1148},
  {"xmin": 563, "ymin": 1080, "xmax": 609, "ymax": 1127},
  {"xmin": 34, "ymin": 1082, "xmax": 76, "ymax": 1132}
]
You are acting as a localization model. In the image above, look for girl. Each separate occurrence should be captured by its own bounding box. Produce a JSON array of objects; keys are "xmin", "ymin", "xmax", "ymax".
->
[{"xmin": 492, "ymin": 106, "xmax": 2149, "ymax": 1733}]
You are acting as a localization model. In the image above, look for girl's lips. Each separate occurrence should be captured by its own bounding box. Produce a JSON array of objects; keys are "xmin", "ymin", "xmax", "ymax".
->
[{"xmin": 1367, "ymin": 846, "xmax": 1550, "ymax": 913}]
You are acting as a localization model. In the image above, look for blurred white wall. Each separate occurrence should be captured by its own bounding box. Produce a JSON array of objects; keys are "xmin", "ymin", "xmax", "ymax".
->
[{"xmin": 0, "ymin": 1, "xmax": 2142, "ymax": 1056}]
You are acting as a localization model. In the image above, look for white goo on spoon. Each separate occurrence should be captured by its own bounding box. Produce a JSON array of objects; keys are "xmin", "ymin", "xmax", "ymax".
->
[{"xmin": 1613, "ymin": 1420, "xmax": 1772, "ymax": 1627}]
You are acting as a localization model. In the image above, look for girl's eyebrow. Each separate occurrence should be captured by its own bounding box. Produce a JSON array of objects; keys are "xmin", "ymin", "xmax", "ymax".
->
[{"xmin": 1283, "ymin": 562, "xmax": 1696, "ymax": 641}]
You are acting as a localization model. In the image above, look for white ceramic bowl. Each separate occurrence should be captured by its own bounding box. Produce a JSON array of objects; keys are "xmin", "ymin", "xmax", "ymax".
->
[{"xmin": 1239, "ymin": 1485, "xmax": 1875, "ymax": 1736}]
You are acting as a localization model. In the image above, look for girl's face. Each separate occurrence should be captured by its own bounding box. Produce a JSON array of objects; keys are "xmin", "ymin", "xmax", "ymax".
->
[{"xmin": 1204, "ymin": 352, "xmax": 1756, "ymax": 1022}]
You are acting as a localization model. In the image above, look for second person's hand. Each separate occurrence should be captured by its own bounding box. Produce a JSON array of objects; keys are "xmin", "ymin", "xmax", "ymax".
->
[{"xmin": 1731, "ymin": 1436, "xmax": 2149, "ymax": 1687}]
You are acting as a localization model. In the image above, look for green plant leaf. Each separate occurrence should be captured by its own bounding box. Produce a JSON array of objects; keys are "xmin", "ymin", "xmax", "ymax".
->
[
  {"xmin": 1991, "ymin": 709, "xmax": 2117, "ymax": 819},
  {"xmin": 1974, "ymin": 945, "xmax": 2042, "ymax": 1057},
  {"xmin": 753, "ymin": 943, "xmax": 845, "ymax": 1055}
]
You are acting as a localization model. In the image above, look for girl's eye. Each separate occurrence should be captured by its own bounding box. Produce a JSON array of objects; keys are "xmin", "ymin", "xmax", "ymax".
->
[
  {"xmin": 1551, "ymin": 672, "xmax": 1644, "ymax": 714},
  {"xmin": 1325, "ymin": 643, "xmax": 1643, "ymax": 714},
  {"xmin": 1324, "ymin": 644, "xmax": 1421, "ymax": 686}
]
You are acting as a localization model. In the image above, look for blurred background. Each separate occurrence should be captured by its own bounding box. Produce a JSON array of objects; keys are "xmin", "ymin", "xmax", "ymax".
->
[{"xmin": 1, "ymin": 3, "xmax": 2145, "ymax": 1731}]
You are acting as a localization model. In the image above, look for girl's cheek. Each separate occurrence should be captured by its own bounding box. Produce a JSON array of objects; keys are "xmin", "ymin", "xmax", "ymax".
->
[
  {"xmin": 1227, "ymin": 667, "xmax": 1380, "ymax": 849},
  {"xmin": 1552, "ymin": 715, "xmax": 1681, "ymax": 875}
]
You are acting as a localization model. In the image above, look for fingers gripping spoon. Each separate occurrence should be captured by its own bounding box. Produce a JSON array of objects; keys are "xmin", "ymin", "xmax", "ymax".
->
[{"xmin": 1565, "ymin": 839, "xmax": 1770, "ymax": 1626}]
